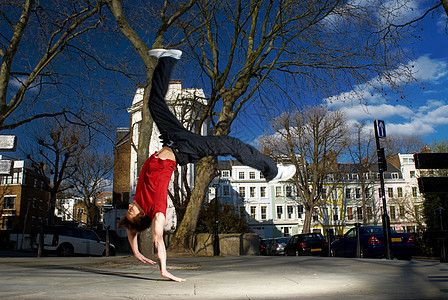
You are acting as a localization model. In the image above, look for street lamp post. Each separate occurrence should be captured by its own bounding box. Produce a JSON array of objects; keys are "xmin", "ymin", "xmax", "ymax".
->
[
  {"xmin": 374, "ymin": 120, "xmax": 393, "ymax": 259},
  {"xmin": 213, "ymin": 171, "xmax": 220, "ymax": 256}
]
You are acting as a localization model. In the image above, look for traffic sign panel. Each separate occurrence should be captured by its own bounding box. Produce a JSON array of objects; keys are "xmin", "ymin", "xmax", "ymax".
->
[{"xmin": 376, "ymin": 120, "xmax": 386, "ymax": 138}]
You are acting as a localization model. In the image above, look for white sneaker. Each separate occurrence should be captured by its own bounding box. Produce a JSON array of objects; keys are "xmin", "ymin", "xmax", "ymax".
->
[
  {"xmin": 148, "ymin": 49, "xmax": 182, "ymax": 60},
  {"xmin": 269, "ymin": 164, "xmax": 296, "ymax": 183}
]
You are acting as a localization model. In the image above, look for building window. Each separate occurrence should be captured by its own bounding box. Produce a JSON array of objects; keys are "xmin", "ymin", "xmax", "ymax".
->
[
  {"xmin": 390, "ymin": 206, "xmax": 396, "ymax": 220},
  {"xmin": 238, "ymin": 187, "xmax": 245, "ymax": 198},
  {"xmin": 333, "ymin": 207, "xmax": 339, "ymax": 221},
  {"xmin": 260, "ymin": 186, "xmax": 266, "ymax": 198},
  {"xmin": 367, "ymin": 207, "xmax": 373, "ymax": 220},
  {"xmin": 276, "ymin": 206, "xmax": 283, "ymax": 219},
  {"xmin": 355, "ymin": 188, "xmax": 361, "ymax": 199},
  {"xmin": 388, "ymin": 188, "xmax": 393, "ymax": 198},
  {"xmin": 249, "ymin": 172, "xmax": 255, "ymax": 179},
  {"xmin": 345, "ymin": 188, "xmax": 351, "ymax": 199},
  {"xmin": 332, "ymin": 190, "xmax": 338, "ymax": 201},
  {"xmin": 286, "ymin": 186, "xmax": 292, "ymax": 197},
  {"xmin": 391, "ymin": 173, "xmax": 399, "ymax": 179},
  {"xmin": 238, "ymin": 172, "xmax": 245, "ymax": 180},
  {"xmin": 287, "ymin": 205, "xmax": 294, "ymax": 219},
  {"xmin": 261, "ymin": 206, "xmax": 267, "ymax": 220},
  {"xmin": 4, "ymin": 196, "xmax": 16, "ymax": 209},
  {"xmin": 250, "ymin": 186, "xmax": 256, "ymax": 198},
  {"xmin": 221, "ymin": 170, "xmax": 230, "ymax": 178},
  {"xmin": 275, "ymin": 186, "xmax": 282, "ymax": 197},
  {"xmin": 297, "ymin": 205, "xmax": 303, "ymax": 219},
  {"xmin": 321, "ymin": 188, "xmax": 327, "ymax": 199},
  {"xmin": 410, "ymin": 171, "xmax": 415, "ymax": 178},
  {"xmin": 282, "ymin": 227, "xmax": 291, "ymax": 237},
  {"xmin": 412, "ymin": 187, "xmax": 418, "ymax": 197},
  {"xmin": 399, "ymin": 206, "xmax": 405, "ymax": 218},
  {"xmin": 312, "ymin": 208, "xmax": 319, "ymax": 221},
  {"xmin": 223, "ymin": 186, "xmax": 230, "ymax": 196},
  {"xmin": 357, "ymin": 207, "xmax": 363, "ymax": 220},
  {"xmin": 347, "ymin": 207, "xmax": 353, "ymax": 220},
  {"xmin": 365, "ymin": 187, "xmax": 370, "ymax": 198},
  {"xmin": 250, "ymin": 206, "xmax": 256, "ymax": 219},
  {"xmin": 397, "ymin": 187, "xmax": 403, "ymax": 198},
  {"xmin": 77, "ymin": 208, "xmax": 84, "ymax": 220}
]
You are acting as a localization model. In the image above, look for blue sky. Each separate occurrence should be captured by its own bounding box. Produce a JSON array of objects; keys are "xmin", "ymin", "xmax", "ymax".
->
[
  {"xmin": 230, "ymin": 1, "xmax": 448, "ymax": 147},
  {"xmin": 324, "ymin": 1, "xmax": 448, "ymax": 144}
]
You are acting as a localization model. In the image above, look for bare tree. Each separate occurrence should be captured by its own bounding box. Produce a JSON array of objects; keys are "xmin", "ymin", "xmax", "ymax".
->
[
  {"xmin": 381, "ymin": 136, "xmax": 426, "ymax": 158},
  {"xmin": 68, "ymin": 150, "xmax": 113, "ymax": 227},
  {"xmin": 0, "ymin": 0, "xmax": 106, "ymax": 131},
  {"xmin": 260, "ymin": 106, "xmax": 349, "ymax": 233},
  {"xmin": 347, "ymin": 122, "xmax": 379, "ymax": 226},
  {"xmin": 25, "ymin": 117, "xmax": 89, "ymax": 224},
  {"xmin": 165, "ymin": 0, "xmax": 419, "ymax": 251},
  {"xmin": 106, "ymin": 0, "xmax": 197, "ymax": 174}
]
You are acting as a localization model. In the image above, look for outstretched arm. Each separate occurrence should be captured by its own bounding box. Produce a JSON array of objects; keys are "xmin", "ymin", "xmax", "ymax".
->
[
  {"xmin": 126, "ymin": 227, "xmax": 156, "ymax": 265},
  {"xmin": 152, "ymin": 213, "xmax": 186, "ymax": 282}
]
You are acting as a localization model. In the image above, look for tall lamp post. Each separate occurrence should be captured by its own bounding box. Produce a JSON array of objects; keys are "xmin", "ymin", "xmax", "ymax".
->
[
  {"xmin": 374, "ymin": 120, "xmax": 393, "ymax": 259},
  {"xmin": 213, "ymin": 171, "xmax": 220, "ymax": 256}
]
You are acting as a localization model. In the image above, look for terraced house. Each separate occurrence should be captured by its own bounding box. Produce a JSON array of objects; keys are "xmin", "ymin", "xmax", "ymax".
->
[{"xmin": 210, "ymin": 153, "xmax": 423, "ymax": 239}]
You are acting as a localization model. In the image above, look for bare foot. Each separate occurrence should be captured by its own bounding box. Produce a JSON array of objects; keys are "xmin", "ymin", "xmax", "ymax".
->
[{"xmin": 161, "ymin": 270, "xmax": 186, "ymax": 282}]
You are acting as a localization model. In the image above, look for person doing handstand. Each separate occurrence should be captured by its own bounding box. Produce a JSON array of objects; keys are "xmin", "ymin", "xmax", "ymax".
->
[{"xmin": 119, "ymin": 49, "xmax": 295, "ymax": 282}]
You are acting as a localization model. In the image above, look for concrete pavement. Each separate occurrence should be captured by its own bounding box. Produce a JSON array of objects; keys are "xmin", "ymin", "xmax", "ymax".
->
[{"xmin": 1, "ymin": 253, "xmax": 448, "ymax": 299}]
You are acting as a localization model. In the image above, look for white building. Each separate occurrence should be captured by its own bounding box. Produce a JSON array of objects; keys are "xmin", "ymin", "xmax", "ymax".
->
[
  {"xmin": 210, "ymin": 154, "xmax": 424, "ymax": 239},
  {"xmin": 127, "ymin": 80, "xmax": 207, "ymax": 201}
]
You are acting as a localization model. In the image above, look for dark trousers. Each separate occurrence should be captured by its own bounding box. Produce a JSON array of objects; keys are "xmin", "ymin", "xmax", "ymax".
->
[{"xmin": 148, "ymin": 57, "xmax": 278, "ymax": 180}]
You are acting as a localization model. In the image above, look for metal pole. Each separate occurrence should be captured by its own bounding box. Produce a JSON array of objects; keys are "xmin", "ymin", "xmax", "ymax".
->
[
  {"xmin": 374, "ymin": 120, "xmax": 393, "ymax": 259},
  {"xmin": 213, "ymin": 172, "xmax": 220, "ymax": 256},
  {"xmin": 355, "ymin": 222, "xmax": 362, "ymax": 258},
  {"xmin": 436, "ymin": 208, "xmax": 447, "ymax": 263},
  {"xmin": 37, "ymin": 219, "xmax": 44, "ymax": 257},
  {"xmin": 105, "ymin": 225, "xmax": 110, "ymax": 257}
]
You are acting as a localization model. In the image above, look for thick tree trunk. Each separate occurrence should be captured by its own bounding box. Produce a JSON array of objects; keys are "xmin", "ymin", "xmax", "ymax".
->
[
  {"xmin": 169, "ymin": 156, "xmax": 217, "ymax": 252},
  {"xmin": 302, "ymin": 207, "xmax": 312, "ymax": 233}
]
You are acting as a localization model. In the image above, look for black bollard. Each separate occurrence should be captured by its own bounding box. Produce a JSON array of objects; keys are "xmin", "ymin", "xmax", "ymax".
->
[{"xmin": 355, "ymin": 223, "xmax": 361, "ymax": 258}]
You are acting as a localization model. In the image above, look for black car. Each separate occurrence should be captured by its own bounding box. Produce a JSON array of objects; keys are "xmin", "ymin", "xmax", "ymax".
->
[
  {"xmin": 259, "ymin": 238, "xmax": 272, "ymax": 256},
  {"xmin": 285, "ymin": 233, "xmax": 329, "ymax": 256},
  {"xmin": 331, "ymin": 225, "xmax": 414, "ymax": 260}
]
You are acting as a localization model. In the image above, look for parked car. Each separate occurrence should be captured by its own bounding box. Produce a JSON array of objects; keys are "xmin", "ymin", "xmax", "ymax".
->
[
  {"xmin": 331, "ymin": 225, "xmax": 414, "ymax": 260},
  {"xmin": 259, "ymin": 238, "xmax": 272, "ymax": 256},
  {"xmin": 33, "ymin": 225, "xmax": 116, "ymax": 257},
  {"xmin": 285, "ymin": 233, "xmax": 329, "ymax": 256},
  {"xmin": 266, "ymin": 237, "xmax": 290, "ymax": 256}
]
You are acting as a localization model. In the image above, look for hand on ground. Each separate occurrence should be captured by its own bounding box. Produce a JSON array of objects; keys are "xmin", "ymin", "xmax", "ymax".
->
[{"xmin": 134, "ymin": 252, "xmax": 156, "ymax": 265}]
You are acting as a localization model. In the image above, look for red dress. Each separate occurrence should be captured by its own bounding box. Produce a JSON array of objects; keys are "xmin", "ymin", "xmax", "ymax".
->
[{"xmin": 133, "ymin": 153, "xmax": 176, "ymax": 219}]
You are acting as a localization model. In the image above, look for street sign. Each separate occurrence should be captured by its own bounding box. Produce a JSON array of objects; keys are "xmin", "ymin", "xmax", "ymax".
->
[{"xmin": 376, "ymin": 120, "xmax": 386, "ymax": 138}]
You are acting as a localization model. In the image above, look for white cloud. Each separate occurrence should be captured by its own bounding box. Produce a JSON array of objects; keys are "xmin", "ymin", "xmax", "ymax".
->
[
  {"xmin": 343, "ymin": 104, "xmax": 413, "ymax": 120},
  {"xmin": 324, "ymin": 54, "xmax": 448, "ymax": 139},
  {"xmin": 325, "ymin": 55, "xmax": 447, "ymax": 109}
]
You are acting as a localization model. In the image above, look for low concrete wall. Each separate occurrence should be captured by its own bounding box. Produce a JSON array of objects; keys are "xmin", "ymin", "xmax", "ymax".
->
[{"xmin": 193, "ymin": 233, "xmax": 259, "ymax": 256}]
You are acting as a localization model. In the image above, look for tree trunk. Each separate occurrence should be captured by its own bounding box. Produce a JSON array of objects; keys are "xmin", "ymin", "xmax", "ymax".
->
[
  {"xmin": 169, "ymin": 156, "xmax": 217, "ymax": 252},
  {"xmin": 302, "ymin": 208, "xmax": 312, "ymax": 233},
  {"xmin": 48, "ymin": 193, "xmax": 57, "ymax": 225}
]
